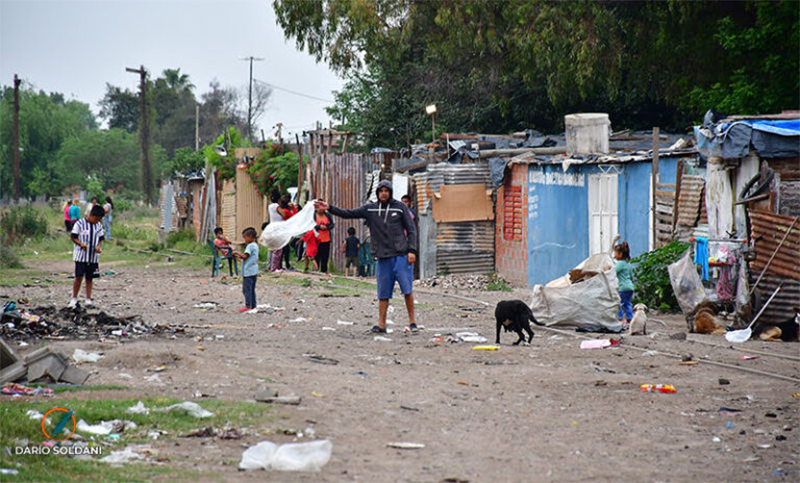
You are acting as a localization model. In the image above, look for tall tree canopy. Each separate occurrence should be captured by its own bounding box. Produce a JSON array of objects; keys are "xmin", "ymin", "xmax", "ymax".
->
[{"xmin": 274, "ymin": 0, "xmax": 799, "ymax": 148}]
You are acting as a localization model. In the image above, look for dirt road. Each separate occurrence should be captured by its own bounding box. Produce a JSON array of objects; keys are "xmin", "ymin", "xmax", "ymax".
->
[{"xmin": 2, "ymin": 261, "xmax": 798, "ymax": 482}]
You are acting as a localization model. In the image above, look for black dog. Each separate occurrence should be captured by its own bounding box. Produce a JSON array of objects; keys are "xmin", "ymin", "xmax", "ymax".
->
[{"xmin": 495, "ymin": 300, "xmax": 543, "ymax": 345}]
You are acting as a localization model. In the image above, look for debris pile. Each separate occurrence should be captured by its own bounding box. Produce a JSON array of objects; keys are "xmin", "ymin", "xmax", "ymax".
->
[
  {"xmin": 417, "ymin": 274, "xmax": 507, "ymax": 291},
  {"xmin": 1, "ymin": 302, "xmax": 157, "ymax": 342},
  {"xmin": 1, "ymin": 339, "xmax": 89, "ymax": 385}
]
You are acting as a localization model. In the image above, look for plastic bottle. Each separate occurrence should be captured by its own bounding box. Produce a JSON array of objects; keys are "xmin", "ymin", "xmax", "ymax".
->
[{"xmin": 640, "ymin": 384, "xmax": 676, "ymax": 393}]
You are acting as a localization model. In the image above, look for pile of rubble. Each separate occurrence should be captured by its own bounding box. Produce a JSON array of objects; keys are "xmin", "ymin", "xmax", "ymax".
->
[
  {"xmin": 416, "ymin": 274, "xmax": 508, "ymax": 291},
  {"xmin": 1, "ymin": 339, "xmax": 89, "ymax": 385},
  {"xmin": 1, "ymin": 302, "xmax": 156, "ymax": 342}
]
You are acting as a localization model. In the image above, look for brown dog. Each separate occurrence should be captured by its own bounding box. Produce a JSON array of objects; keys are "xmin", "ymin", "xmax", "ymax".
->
[{"xmin": 688, "ymin": 301, "xmax": 726, "ymax": 335}]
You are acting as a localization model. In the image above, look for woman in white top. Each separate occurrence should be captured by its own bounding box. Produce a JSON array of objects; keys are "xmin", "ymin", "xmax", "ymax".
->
[
  {"xmin": 267, "ymin": 189, "xmax": 287, "ymax": 272},
  {"xmin": 103, "ymin": 196, "xmax": 114, "ymax": 240}
]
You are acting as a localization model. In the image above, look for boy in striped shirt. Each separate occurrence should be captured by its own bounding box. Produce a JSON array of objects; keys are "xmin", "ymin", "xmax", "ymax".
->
[{"xmin": 69, "ymin": 205, "xmax": 106, "ymax": 308}]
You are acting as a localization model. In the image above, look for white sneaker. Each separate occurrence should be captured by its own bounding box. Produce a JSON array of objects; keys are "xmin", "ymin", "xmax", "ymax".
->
[
  {"xmin": 68, "ymin": 298, "xmax": 78, "ymax": 308},
  {"xmin": 84, "ymin": 299, "xmax": 93, "ymax": 307}
]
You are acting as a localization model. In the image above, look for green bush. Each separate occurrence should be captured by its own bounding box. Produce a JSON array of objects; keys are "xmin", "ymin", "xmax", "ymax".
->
[
  {"xmin": 632, "ymin": 241, "xmax": 690, "ymax": 313},
  {"xmin": 0, "ymin": 205, "xmax": 49, "ymax": 245},
  {"xmin": 486, "ymin": 273, "xmax": 512, "ymax": 292},
  {"xmin": 0, "ymin": 246, "xmax": 23, "ymax": 268},
  {"xmin": 166, "ymin": 228, "xmax": 196, "ymax": 247}
]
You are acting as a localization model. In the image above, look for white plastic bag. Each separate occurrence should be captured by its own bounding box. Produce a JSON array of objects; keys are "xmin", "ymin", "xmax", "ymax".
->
[
  {"xmin": 72, "ymin": 348, "xmax": 103, "ymax": 363},
  {"xmin": 239, "ymin": 439, "xmax": 332, "ymax": 472},
  {"xmin": 259, "ymin": 201, "xmax": 318, "ymax": 250},
  {"xmin": 156, "ymin": 401, "xmax": 213, "ymax": 418},
  {"xmin": 668, "ymin": 250, "xmax": 707, "ymax": 315}
]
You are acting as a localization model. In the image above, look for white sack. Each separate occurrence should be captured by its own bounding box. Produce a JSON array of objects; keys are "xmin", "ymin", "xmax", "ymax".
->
[
  {"xmin": 239, "ymin": 439, "xmax": 332, "ymax": 472},
  {"xmin": 529, "ymin": 253, "xmax": 623, "ymax": 330},
  {"xmin": 259, "ymin": 201, "xmax": 318, "ymax": 250}
]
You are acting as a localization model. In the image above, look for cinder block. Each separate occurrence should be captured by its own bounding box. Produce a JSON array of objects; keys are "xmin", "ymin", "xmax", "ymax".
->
[
  {"xmin": 24, "ymin": 348, "xmax": 68, "ymax": 383},
  {"xmin": 0, "ymin": 361, "xmax": 27, "ymax": 385},
  {"xmin": 0, "ymin": 336, "xmax": 21, "ymax": 369},
  {"xmin": 59, "ymin": 365, "xmax": 89, "ymax": 385}
]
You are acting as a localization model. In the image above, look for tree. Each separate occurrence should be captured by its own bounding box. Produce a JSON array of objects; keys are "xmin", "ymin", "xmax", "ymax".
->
[
  {"xmin": 99, "ymin": 84, "xmax": 139, "ymax": 133},
  {"xmin": 0, "ymin": 83, "xmax": 96, "ymax": 198},
  {"xmin": 274, "ymin": 0, "xmax": 799, "ymax": 146}
]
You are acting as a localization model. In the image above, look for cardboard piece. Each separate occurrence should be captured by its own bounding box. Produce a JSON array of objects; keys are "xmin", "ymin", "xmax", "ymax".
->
[{"xmin": 432, "ymin": 184, "xmax": 494, "ymax": 223}]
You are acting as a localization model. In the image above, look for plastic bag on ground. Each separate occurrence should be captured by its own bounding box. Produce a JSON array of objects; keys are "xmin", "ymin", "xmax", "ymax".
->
[
  {"xmin": 668, "ymin": 250, "xmax": 707, "ymax": 315},
  {"xmin": 100, "ymin": 446, "xmax": 145, "ymax": 464},
  {"xmin": 126, "ymin": 401, "xmax": 150, "ymax": 415},
  {"xmin": 529, "ymin": 253, "xmax": 623, "ymax": 330},
  {"xmin": 260, "ymin": 201, "xmax": 318, "ymax": 250},
  {"xmin": 72, "ymin": 349, "xmax": 103, "ymax": 363},
  {"xmin": 156, "ymin": 401, "xmax": 213, "ymax": 418},
  {"xmin": 239, "ymin": 439, "xmax": 332, "ymax": 472}
]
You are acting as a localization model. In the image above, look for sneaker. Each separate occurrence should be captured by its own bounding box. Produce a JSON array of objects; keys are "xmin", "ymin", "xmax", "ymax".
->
[
  {"xmin": 84, "ymin": 299, "xmax": 93, "ymax": 307},
  {"xmin": 238, "ymin": 307, "xmax": 251, "ymax": 313},
  {"xmin": 408, "ymin": 323, "xmax": 419, "ymax": 332},
  {"xmin": 68, "ymin": 298, "xmax": 78, "ymax": 308},
  {"xmin": 370, "ymin": 325, "xmax": 387, "ymax": 333}
]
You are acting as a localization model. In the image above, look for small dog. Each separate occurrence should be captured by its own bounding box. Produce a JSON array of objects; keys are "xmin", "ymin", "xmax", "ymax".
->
[
  {"xmin": 752, "ymin": 307, "xmax": 800, "ymax": 342},
  {"xmin": 688, "ymin": 301, "xmax": 726, "ymax": 335},
  {"xmin": 629, "ymin": 303, "xmax": 648, "ymax": 335},
  {"xmin": 495, "ymin": 300, "xmax": 543, "ymax": 345}
]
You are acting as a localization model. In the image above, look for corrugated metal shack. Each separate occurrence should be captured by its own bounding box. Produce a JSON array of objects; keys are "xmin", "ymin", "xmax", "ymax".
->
[
  {"xmin": 413, "ymin": 163, "xmax": 495, "ymax": 278},
  {"xmin": 694, "ymin": 113, "xmax": 800, "ymax": 326},
  {"xmin": 493, "ymin": 126, "xmax": 695, "ymax": 286}
]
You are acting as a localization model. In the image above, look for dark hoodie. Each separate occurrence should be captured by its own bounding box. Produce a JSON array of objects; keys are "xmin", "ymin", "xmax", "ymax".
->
[{"xmin": 327, "ymin": 180, "xmax": 417, "ymax": 259}]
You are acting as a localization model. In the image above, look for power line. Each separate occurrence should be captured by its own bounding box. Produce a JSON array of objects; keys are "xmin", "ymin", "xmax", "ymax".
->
[{"xmin": 254, "ymin": 78, "xmax": 334, "ymax": 103}]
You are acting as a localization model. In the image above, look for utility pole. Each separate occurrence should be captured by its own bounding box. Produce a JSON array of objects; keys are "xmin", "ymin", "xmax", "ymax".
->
[
  {"xmin": 195, "ymin": 104, "xmax": 200, "ymax": 151},
  {"xmin": 126, "ymin": 65, "xmax": 153, "ymax": 205},
  {"xmin": 12, "ymin": 74, "xmax": 21, "ymax": 202},
  {"xmin": 240, "ymin": 56, "xmax": 264, "ymax": 143}
]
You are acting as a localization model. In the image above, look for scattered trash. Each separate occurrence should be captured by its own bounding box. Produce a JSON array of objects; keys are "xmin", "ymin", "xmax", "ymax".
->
[
  {"xmin": 678, "ymin": 361, "xmax": 698, "ymax": 366},
  {"xmin": 239, "ymin": 439, "xmax": 332, "ymax": 472},
  {"xmin": 472, "ymin": 345, "xmax": 499, "ymax": 350},
  {"xmin": 373, "ymin": 336, "xmax": 392, "ymax": 342},
  {"xmin": 99, "ymin": 446, "xmax": 145, "ymax": 464},
  {"xmin": 311, "ymin": 391, "xmax": 324, "ymax": 397},
  {"xmin": 580, "ymin": 339, "xmax": 611, "ymax": 349},
  {"xmin": 254, "ymin": 389, "xmax": 301, "ymax": 405},
  {"xmin": 336, "ymin": 320, "xmax": 354, "ymax": 325},
  {"xmin": 740, "ymin": 355, "xmax": 757, "ymax": 360},
  {"xmin": 726, "ymin": 421, "xmax": 734, "ymax": 429},
  {"xmin": 400, "ymin": 405, "xmax": 419, "ymax": 412},
  {"xmin": 640, "ymin": 384, "xmax": 676, "ymax": 394},
  {"xmin": 641, "ymin": 350, "xmax": 659, "ymax": 357},
  {"xmin": 77, "ymin": 419, "xmax": 137, "ymax": 435},
  {"xmin": 455, "ymin": 332, "xmax": 488, "ymax": 343},
  {"xmin": 193, "ymin": 303, "xmax": 217, "ymax": 309},
  {"xmin": 289, "ymin": 317, "xmax": 308, "ymax": 323},
  {"xmin": 156, "ymin": 401, "xmax": 213, "ymax": 418},
  {"xmin": 712, "ymin": 436, "xmax": 721, "ymax": 443},
  {"xmin": 72, "ymin": 349, "xmax": 103, "ymax": 363},
  {"xmin": 126, "ymin": 401, "xmax": 150, "ymax": 415},
  {"xmin": 757, "ymin": 444, "xmax": 772, "ymax": 449},
  {"xmin": 719, "ymin": 407, "xmax": 742, "ymax": 414},
  {"xmin": 386, "ymin": 442, "xmax": 425, "ymax": 449},
  {"xmin": 3, "ymin": 383, "xmax": 54, "ymax": 397},
  {"xmin": 322, "ymin": 327, "xmax": 335, "ymax": 331},
  {"xmin": 718, "ymin": 378, "xmax": 731, "ymax": 385},
  {"xmin": 26, "ymin": 410, "xmax": 51, "ymax": 424},
  {"xmin": 0, "ymin": 469, "xmax": 19, "ymax": 475}
]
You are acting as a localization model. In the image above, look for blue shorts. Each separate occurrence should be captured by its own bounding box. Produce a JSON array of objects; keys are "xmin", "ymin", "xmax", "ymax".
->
[{"xmin": 377, "ymin": 255, "xmax": 413, "ymax": 300}]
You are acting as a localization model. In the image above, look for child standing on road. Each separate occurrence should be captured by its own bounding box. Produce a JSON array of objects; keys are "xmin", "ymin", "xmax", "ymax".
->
[
  {"xmin": 69, "ymin": 205, "xmax": 106, "ymax": 308},
  {"xmin": 342, "ymin": 227, "xmax": 360, "ymax": 277},
  {"xmin": 233, "ymin": 227, "xmax": 259, "ymax": 313},
  {"xmin": 213, "ymin": 227, "xmax": 233, "ymax": 257},
  {"xmin": 614, "ymin": 241, "xmax": 634, "ymax": 325},
  {"xmin": 301, "ymin": 229, "xmax": 319, "ymax": 273}
]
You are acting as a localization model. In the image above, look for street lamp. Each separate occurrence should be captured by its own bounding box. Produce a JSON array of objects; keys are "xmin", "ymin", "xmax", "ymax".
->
[{"xmin": 426, "ymin": 104, "xmax": 437, "ymax": 144}]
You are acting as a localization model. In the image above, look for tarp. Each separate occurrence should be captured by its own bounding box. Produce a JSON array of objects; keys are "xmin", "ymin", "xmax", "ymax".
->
[
  {"xmin": 259, "ymin": 201, "xmax": 317, "ymax": 250},
  {"xmin": 694, "ymin": 117, "xmax": 800, "ymax": 159},
  {"xmin": 529, "ymin": 253, "xmax": 623, "ymax": 330}
]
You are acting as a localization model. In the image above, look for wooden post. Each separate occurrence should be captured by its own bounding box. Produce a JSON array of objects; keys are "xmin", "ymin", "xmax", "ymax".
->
[
  {"xmin": 12, "ymin": 74, "xmax": 21, "ymax": 202},
  {"xmin": 651, "ymin": 127, "xmax": 660, "ymax": 249},
  {"xmin": 296, "ymin": 133, "xmax": 303, "ymax": 191}
]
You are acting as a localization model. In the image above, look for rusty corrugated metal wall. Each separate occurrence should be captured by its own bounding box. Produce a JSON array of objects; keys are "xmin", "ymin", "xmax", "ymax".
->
[
  {"xmin": 749, "ymin": 210, "xmax": 799, "ymax": 325},
  {"xmin": 309, "ymin": 152, "xmax": 385, "ymax": 271},
  {"xmin": 413, "ymin": 162, "xmax": 496, "ymax": 276}
]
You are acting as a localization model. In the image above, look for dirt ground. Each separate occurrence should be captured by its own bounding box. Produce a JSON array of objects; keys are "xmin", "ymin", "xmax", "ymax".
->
[{"xmin": 2, "ymin": 259, "xmax": 798, "ymax": 482}]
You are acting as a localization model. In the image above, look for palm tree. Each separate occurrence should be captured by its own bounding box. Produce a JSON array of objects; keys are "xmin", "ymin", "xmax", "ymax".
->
[{"xmin": 162, "ymin": 68, "xmax": 195, "ymax": 93}]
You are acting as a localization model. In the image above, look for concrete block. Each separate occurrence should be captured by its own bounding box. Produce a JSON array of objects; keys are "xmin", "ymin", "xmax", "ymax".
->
[
  {"xmin": 0, "ymin": 361, "xmax": 27, "ymax": 385},
  {"xmin": 24, "ymin": 348, "xmax": 68, "ymax": 383},
  {"xmin": 59, "ymin": 365, "xmax": 90, "ymax": 385},
  {"xmin": 0, "ymin": 336, "xmax": 21, "ymax": 369}
]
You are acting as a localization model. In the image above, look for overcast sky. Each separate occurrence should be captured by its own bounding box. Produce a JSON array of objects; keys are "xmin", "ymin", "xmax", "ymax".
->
[{"xmin": 0, "ymin": 0, "xmax": 344, "ymax": 140}]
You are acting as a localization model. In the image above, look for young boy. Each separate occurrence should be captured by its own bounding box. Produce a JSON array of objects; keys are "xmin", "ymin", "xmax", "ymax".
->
[
  {"xmin": 301, "ymin": 229, "xmax": 319, "ymax": 273},
  {"xmin": 69, "ymin": 205, "xmax": 106, "ymax": 308},
  {"xmin": 233, "ymin": 227, "xmax": 259, "ymax": 313},
  {"xmin": 213, "ymin": 227, "xmax": 233, "ymax": 257},
  {"xmin": 342, "ymin": 227, "xmax": 360, "ymax": 277}
]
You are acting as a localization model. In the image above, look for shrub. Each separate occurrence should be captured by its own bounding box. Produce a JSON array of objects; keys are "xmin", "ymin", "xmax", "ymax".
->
[
  {"xmin": 0, "ymin": 206, "xmax": 49, "ymax": 245},
  {"xmin": 632, "ymin": 241, "xmax": 690, "ymax": 313},
  {"xmin": 0, "ymin": 246, "xmax": 23, "ymax": 268},
  {"xmin": 486, "ymin": 273, "xmax": 512, "ymax": 292}
]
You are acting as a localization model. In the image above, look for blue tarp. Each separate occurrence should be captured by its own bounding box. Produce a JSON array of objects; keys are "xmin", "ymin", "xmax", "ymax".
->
[{"xmin": 695, "ymin": 116, "xmax": 800, "ymax": 159}]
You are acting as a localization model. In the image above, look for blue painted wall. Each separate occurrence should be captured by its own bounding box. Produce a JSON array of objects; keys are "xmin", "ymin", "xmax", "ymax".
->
[{"xmin": 526, "ymin": 158, "xmax": 680, "ymax": 286}]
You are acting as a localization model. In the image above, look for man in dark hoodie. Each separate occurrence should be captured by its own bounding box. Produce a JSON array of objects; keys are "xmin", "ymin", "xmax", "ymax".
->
[{"xmin": 315, "ymin": 180, "xmax": 418, "ymax": 333}]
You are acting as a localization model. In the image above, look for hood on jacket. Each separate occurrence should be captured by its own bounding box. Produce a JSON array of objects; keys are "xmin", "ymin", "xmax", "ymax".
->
[{"xmin": 376, "ymin": 180, "xmax": 393, "ymax": 199}]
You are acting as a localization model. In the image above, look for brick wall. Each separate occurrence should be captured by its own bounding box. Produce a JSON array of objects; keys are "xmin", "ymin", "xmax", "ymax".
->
[{"xmin": 495, "ymin": 164, "xmax": 529, "ymax": 286}]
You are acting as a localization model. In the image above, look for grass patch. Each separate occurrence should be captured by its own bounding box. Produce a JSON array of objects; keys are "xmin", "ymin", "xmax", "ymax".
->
[
  {"xmin": 330, "ymin": 276, "xmax": 375, "ymax": 290},
  {"xmin": 52, "ymin": 385, "xmax": 130, "ymax": 394},
  {"xmin": 485, "ymin": 273, "xmax": 512, "ymax": 292},
  {"xmin": 0, "ymin": 396, "xmax": 277, "ymax": 482},
  {"xmin": 318, "ymin": 286, "xmax": 364, "ymax": 297}
]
